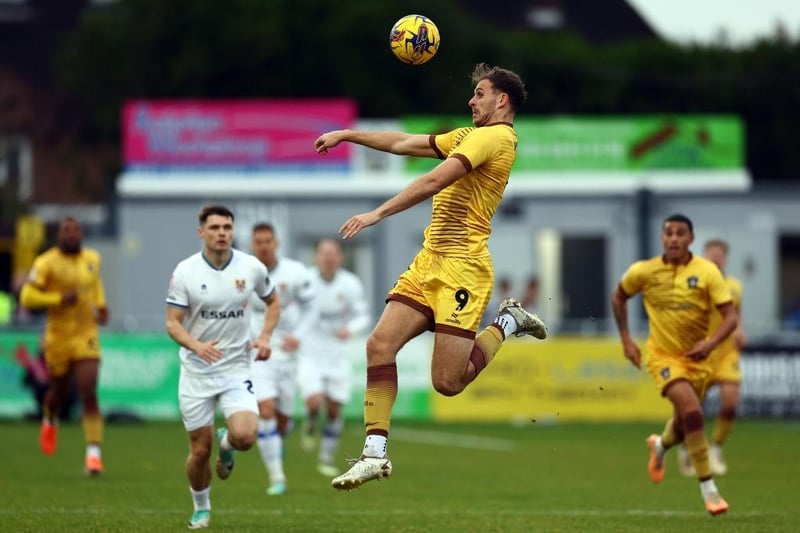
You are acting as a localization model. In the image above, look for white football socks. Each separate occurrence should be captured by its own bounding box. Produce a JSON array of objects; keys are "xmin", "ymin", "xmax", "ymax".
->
[
  {"xmin": 190, "ymin": 487, "xmax": 210, "ymax": 512},
  {"xmin": 494, "ymin": 314, "xmax": 518, "ymax": 339},
  {"xmin": 257, "ymin": 418, "xmax": 285, "ymax": 485},
  {"xmin": 363, "ymin": 435, "xmax": 387, "ymax": 458},
  {"xmin": 700, "ymin": 478, "xmax": 720, "ymax": 499}
]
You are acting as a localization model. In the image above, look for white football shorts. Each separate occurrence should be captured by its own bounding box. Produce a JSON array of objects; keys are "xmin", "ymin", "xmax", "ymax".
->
[
  {"xmin": 179, "ymin": 370, "xmax": 258, "ymax": 431},
  {"xmin": 297, "ymin": 356, "xmax": 351, "ymax": 405},
  {"xmin": 250, "ymin": 347, "xmax": 299, "ymax": 415}
]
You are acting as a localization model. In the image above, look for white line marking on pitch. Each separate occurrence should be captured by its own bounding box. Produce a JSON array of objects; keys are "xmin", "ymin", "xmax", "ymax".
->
[
  {"xmin": 1, "ymin": 508, "xmax": 784, "ymax": 518},
  {"xmin": 389, "ymin": 427, "xmax": 517, "ymax": 451}
]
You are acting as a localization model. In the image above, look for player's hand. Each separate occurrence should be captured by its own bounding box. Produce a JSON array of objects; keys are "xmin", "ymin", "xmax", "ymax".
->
[
  {"xmin": 685, "ymin": 339, "xmax": 712, "ymax": 361},
  {"xmin": 194, "ymin": 340, "xmax": 223, "ymax": 364},
  {"xmin": 314, "ymin": 130, "xmax": 347, "ymax": 155},
  {"xmin": 622, "ymin": 338, "xmax": 641, "ymax": 369},
  {"xmin": 281, "ymin": 335, "xmax": 299, "ymax": 353},
  {"xmin": 340, "ymin": 211, "xmax": 380, "ymax": 240},
  {"xmin": 252, "ymin": 337, "xmax": 272, "ymax": 361},
  {"xmin": 96, "ymin": 306, "xmax": 110, "ymax": 325},
  {"xmin": 61, "ymin": 290, "xmax": 78, "ymax": 306},
  {"xmin": 335, "ymin": 327, "xmax": 351, "ymax": 341}
]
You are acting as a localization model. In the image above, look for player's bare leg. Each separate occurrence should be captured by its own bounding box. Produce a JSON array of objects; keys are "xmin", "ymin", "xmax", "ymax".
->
[
  {"xmin": 255, "ymin": 399, "xmax": 287, "ymax": 495},
  {"xmin": 317, "ymin": 398, "xmax": 344, "ymax": 477},
  {"xmin": 665, "ymin": 381, "xmax": 728, "ymax": 516},
  {"xmin": 39, "ymin": 374, "xmax": 71, "ymax": 456},
  {"xmin": 710, "ymin": 381, "xmax": 739, "ymax": 476},
  {"xmin": 302, "ymin": 393, "xmax": 324, "ymax": 453},
  {"xmin": 331, "ymin": 302, "xmax": 427, "ymax": 490},
  {"xmin": 186, "ymin": 427, "xmax": 213, "ymax": 529},
  {"xmin": 74, "ymin": 359, "xmax": 104, "ymax": 476},
  {"xmin": 216, "ymin": 411, "xmax": 257, "ymax": 480}
]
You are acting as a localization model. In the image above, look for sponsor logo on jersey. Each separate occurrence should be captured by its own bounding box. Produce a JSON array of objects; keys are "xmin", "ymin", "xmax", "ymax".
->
[{"xmin": 200, "ymin": 309, "xmax": 245, "ymax": 319}]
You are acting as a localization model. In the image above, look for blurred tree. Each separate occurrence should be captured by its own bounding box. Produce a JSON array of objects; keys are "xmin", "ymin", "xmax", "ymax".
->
[{"xmin": 55, "ymin": 0, "xmax": 800, "ymax": 181}]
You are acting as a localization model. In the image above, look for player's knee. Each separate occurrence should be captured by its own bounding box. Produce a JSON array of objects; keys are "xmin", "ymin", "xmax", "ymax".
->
[
  {"xmin": 190, "ymin": 444, "xmax": 212, "ymax": 463},
  {"xmin": 719, "ymin": 406, "xmax": 736, "ymax": 420},
  {"xmin": 683, "ymin": 409, "xmax": 705, "ymax": 433},
  {"xmin": 229, "ymin": 431, "xmax": 256, "ymax": 451},
  {"xmin": 365, "ymin": 333, "xmax": 395, "ymax": 365},
  {"xmin": 431, "ymin": 375, "xmax": 464, "ymax": 397}
]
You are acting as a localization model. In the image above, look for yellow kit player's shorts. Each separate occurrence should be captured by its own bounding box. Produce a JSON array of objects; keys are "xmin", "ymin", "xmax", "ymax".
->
[
  {"xmin": 387, "ymin": 247, "xmax": 494, "ymax": 338},
  {"xmin": 645, "ymin": 343, "xmax": 713, "ymax": 400},
  {"xmin": 707, "ymin": 349, "xmax": 742, "ymax": 384},
  {"xmin": 43, "ymin": 333, "xmax": 101, "ymax": 377}
]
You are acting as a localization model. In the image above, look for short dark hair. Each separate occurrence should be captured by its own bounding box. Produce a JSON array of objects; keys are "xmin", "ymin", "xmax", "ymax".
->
[
  {"xmin": 704, "ymin": 239, "xmax": 728, "ymax": 253},
  {"xmin": 471, "ymin": 63, "xmax": 528, "ymax": 112},
  {"xmin": 252, "ymin": 222, "xmax": 275, "ymax": 235},
  {"xmin": 662, "ymin": 213, "xmax": 693, "ymax": 234},
  {"xmin": 198, "ymin": 204, "xmax": 234, "ymax": 225}
]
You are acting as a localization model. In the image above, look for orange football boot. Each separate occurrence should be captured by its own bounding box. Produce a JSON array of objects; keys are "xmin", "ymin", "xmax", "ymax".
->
[
  {"xmin": 646, "ymin": 434, "xmax": 665, "ymax": 483},
  {"xmin": 84, "ymin": 455, "xmax": 104, "ymax": 477},
  {"xmin": 704, "ymin": 492, "xmax": 729, "ymax": 516},
  {"xmin": 39, "ymin": 420, "xmax": 58, "ymax": 456}
]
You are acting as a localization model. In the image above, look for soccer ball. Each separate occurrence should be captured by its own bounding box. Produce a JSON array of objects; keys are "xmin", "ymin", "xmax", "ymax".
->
[{"xmin": 389, "ymin": 14, "xmax": 440, "ymax": 65}]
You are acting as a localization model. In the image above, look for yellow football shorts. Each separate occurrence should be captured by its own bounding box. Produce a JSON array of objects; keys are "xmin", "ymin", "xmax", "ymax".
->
[
  {"xmin": 645, "ymin": 343, "xmax": 712, "ymax": 400},
  {"xmin": 387, "ymin": 247, "xmax": 494, "ymax": 338},
  {"xmin": 707, "ymin": 349, "xmax": 742, "ymax": 384},
  {"xmin": 43, "ymin": 333, "xmax": 101, "ymax": 377}
]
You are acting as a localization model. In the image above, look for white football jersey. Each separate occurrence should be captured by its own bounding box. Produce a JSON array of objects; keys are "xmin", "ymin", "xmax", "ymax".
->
[
  {"xmin": 167, "ymin": 249, "xmax": 275, "ymax": 376},
  {"xmin": 249, "ymin": 256, "xmax": 315, "ymax": 357},
  {"xmin": 303, "ymin": 267, "xmax": 370, "ymax": 358}
]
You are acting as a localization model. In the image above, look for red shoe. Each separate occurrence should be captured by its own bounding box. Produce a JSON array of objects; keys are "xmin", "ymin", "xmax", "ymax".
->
[
  {"xmin": 646, "ymin": 434, "xmax": 665, "ymax": 483},
  {"xmin": 40, "ymin": 420, "xmax": 58, "ymax": 456},
  {"xmin": 84, "ymin": 455, "xmax": 104, "ymax": 477}
]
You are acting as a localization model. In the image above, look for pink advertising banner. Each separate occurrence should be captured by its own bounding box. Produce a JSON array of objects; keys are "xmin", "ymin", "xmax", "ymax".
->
[{"xmin": 122, "ymin": 100, "xmax": 356, "ymax": 170}]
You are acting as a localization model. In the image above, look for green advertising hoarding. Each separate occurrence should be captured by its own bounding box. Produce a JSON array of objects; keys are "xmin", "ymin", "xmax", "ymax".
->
[
  {"xmin": 0, "ymin": 332, "xmax": 431, "ymax": 421},
  {"xmin": 402, "ymin": 115, "xmax": 744, "ymax": 173}
]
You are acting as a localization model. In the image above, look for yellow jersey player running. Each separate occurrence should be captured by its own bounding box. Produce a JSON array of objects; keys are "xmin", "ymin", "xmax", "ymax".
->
[
  {"xmin": 677, "ymin": 239, "xmax": 747, "ymax": 477},
  {"xmin": 612, "ymin": 214, "xmax": 737, "ymax": 516},
  {"xmin": 314, "ymin": 63, "xmax": 547, "ymax": 491},
  {"xmin": 20, "ymin": 217, "xmax": 110, "ymax": 476}
]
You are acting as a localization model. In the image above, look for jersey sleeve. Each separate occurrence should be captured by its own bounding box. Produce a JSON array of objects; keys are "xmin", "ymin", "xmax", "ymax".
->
[
  {"xmin": 619, "ymin": 261, "xmax": 645, "ymax": 297},
  {"xmin": 92, "ymin": 251, "xmax": 107, "ymax": 308},
  {"xmin": 708, "ymin": 267, "xmax": 733, "ymax": 307},
  {"xmin": 294, "ymin": 266, "xmax": 316, "ymax": 306},
  {"xmin": 26, "ymin": 254, "xmax": 51, "ymax": 289},
  {"xmin": 449, "ymin": 127, "xmax": 500, "ymax": 170},
  {"xmin": 166, "ymin": 265, "xmax": 189, "ymax": 308},
  {"xmin": 255, "ymin": 262, "xmax": 275, "ymax": 300}
]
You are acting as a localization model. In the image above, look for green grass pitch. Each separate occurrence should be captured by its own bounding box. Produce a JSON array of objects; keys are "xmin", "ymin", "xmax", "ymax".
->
[{"xmin": 0, "ymin": 419, "xmax": 797, "ymax": 532}]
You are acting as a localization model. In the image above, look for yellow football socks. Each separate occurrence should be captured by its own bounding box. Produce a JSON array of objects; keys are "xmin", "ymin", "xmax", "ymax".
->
[{"xmin": 363, "ymin": 363, "xmax": 397, "ymax": 437}]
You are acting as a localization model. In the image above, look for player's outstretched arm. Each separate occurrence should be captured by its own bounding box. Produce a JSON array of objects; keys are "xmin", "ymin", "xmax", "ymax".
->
[
  {"xmin": 339, "ymin": 158, "xmax": 466, "ymax": 240},
  {"xmin": 315, "ymin": 129, "xmax": 436, "ymax": 158}
]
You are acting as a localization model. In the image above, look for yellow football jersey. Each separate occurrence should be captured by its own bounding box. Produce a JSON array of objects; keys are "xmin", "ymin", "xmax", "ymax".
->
[
  {"xmin": 26, "ymin": 247, "xmax": 106, "ymax": 342},
  {"xmin": 620, "ymin": 254, "xmax": 731, "ymax": 356},
  {"xmin": 427, "ymin": 123, "xmax": 518, "ymax": 257},
  {"xmin": 708, "ymin": 275, "xmax": 743, "ymax": 358}
]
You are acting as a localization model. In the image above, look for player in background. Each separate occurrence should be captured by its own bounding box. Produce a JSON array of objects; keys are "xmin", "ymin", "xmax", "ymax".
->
[
  {"xmin": 314, "ymin": 63, "xmax": 547, "ymax": 490},
  {"xmin": 611, "ymin": 214, "xmax": 737, "ymax": 516},
  {"xmin": 298, "ymin": 238, "xmax": 370, "ymax": 477},
  {"xmin": 20, "ymin": 217, "xmax": 109, "ymax": 476},
  {"xmin": 248, "ymin": 222, "xmax": 315, "ymax": 496},
  {"xmin": 166, "ymin": 205, "xmax": 280, "ymax": 529},
  {"xmin": 677, "ymin": 239, "xmax": 747, "ymax": 477}
]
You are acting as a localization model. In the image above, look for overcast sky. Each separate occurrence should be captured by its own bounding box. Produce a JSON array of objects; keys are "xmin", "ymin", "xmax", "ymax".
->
[{"xmin": 628, "ymin": 0, "xmax": 800, "ymax": 47}]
